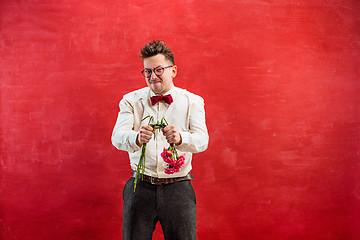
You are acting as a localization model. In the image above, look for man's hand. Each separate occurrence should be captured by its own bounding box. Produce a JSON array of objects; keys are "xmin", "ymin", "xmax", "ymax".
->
[
  {"xmin": 136, "ymin": 125, "xmax": 154, "ymax": 147},
  {"xmin": 162, "ymin": 125, "xmax": 182, "ymax": 145}
]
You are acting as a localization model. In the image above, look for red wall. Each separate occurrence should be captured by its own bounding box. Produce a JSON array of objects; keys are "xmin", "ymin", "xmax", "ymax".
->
[{"xmin": 1, "ymin": 0, "xmax": 360, "ymax": 239}]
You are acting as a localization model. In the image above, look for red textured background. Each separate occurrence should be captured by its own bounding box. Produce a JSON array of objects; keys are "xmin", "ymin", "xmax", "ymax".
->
[{"xmin": 1, "ymin": 0, "xmax": 360, "ymax": 239}]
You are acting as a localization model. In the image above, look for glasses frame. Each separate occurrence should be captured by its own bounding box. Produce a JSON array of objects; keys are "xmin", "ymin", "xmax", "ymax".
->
[{"xmin": 141, "ymin": 65, "xmax": 173, "ymax": 78}]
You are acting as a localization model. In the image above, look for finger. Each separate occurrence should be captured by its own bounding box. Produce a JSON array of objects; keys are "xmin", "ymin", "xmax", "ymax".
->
[
  {"xmin": 139, "ymin": 129, "xmax": 153, "ymax": 144},
  {"xmin": 163, "ymin": 125, "xmax": 175, "ymax": 131},
  {"xmin": 139, "ymin": 133, "xmax": 151, "ymax": 144},
  {"xmin": 163, "ymin": 125, "xmax": 176, "ymax": 135},
  {"xmin": 141, "ymin": 126, "xmax": 154, "ymax": 135},
  {"xmin": 161, "ymin": 127, "xmax": 168, "ymax": 134},
  {"xmin": 141, "ymin": 133, "xmax": 152, "ymax": 143},
  {"xmin": 166, "ymin": 132, "xmax": 176, "ymax": 142},
  {"xmin": 141, "ymin": 130, "xmax": 153, "ymax": 137},
  {"xmin": 142, "ymin": 125, "xmax": 154, "ymax": 132},
  {"xmin": 167, "ymin": 136, "xmax": 175, "ymax": 143}
]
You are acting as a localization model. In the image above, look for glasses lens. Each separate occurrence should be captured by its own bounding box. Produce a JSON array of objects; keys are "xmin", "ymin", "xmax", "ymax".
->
[
  {"xmin": 143, "ymin": 69, "xmax": 152, "ymax": 78},
  {"xmin": 154, "ymin": 67, "xmax": 164, "ymax": 76}
]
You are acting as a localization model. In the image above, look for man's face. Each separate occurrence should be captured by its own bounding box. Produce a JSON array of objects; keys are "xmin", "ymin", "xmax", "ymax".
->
[{"xmin": 143, "ymin": 54, "xmax": 177, "ymax": 95}]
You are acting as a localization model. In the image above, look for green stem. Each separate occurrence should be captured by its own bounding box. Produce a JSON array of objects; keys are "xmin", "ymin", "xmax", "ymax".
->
[
  {"xmin": 170, "ymin": 143, "xmax": 179, "ymax": 160},
  {"xmin": 134, "ymin": 143, "xmax": 147, "ymax": 192},
  {"xmin": 134, "ymin": 116, "xmax": 177, "ymax": 191}
]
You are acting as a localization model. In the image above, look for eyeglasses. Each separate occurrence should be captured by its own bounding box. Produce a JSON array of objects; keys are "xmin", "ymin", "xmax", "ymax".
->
[{"xmin": 141, "ymin": 66, "xmax": 173, "ymax": 78}]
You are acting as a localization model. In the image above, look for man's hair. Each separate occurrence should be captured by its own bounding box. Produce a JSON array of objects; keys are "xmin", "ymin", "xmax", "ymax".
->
[{"xmin": 140, "ymin": 40, "xmax": 175, "ymax": 65}]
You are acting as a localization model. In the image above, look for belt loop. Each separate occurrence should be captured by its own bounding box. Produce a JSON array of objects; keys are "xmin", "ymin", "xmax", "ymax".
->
[{"xmin": 150, "ymin": 176, "xmax": 161, "ymax": 185}]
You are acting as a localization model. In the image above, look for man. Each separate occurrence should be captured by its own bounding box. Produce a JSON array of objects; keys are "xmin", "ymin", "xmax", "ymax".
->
[{"xmin": 111, "ymin": 40, "xmax": 209, "ymax": 240}]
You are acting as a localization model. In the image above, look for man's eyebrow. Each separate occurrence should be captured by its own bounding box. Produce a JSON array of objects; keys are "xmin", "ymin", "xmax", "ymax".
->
[{"xmin": 144, "ymin": 65, "xmax": 162, "ymax": 70}]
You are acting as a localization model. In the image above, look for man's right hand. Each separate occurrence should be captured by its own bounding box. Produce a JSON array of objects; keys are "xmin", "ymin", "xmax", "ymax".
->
[{"xmin": 136, "ymin": 125, "xmax": 154, "ymax": 147}]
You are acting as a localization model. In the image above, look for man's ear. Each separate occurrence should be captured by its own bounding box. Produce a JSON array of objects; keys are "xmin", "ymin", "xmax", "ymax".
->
[{"xmin": 171, "ymin": 65, "xmax": 177, "ymax": 78}]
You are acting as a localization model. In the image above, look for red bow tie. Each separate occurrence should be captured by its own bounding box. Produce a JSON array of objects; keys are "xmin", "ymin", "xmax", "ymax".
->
[{"xmin": 150, "ymin": 94, "xmax": 173, "ymax": 105}]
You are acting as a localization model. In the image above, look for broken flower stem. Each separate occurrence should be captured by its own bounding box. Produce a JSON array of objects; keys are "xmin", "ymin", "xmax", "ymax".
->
[{"xmin": 134, "ymin": 116, "xmax": 173, "ymax": 192}]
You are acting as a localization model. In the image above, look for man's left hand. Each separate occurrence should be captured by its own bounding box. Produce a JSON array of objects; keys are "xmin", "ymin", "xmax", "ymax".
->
[{"xmin": 162, "ymin": 125, "xmax": 182, "ymax": 145}]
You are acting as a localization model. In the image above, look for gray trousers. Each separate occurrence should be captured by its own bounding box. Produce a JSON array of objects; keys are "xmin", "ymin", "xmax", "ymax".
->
[{"xmin": 122, "ymin": 177, "xmax": 197, "ymax": 240}]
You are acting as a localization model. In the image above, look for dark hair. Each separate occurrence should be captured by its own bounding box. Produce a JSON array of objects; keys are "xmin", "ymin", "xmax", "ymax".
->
[{"xmin": 140, "ymin": 40, "xmax": 175, "ymax": 65}]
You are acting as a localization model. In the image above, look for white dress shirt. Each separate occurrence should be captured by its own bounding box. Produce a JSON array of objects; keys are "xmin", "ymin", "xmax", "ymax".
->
[{"xmin": 111, "ymin": 86, "xmax": 209, "ymax": 178}]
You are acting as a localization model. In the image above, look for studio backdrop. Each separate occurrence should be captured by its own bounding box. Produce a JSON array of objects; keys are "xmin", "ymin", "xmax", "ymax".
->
[{"xmin": 1, "ymin": 0, "xmax": 360, "ymax": 239}]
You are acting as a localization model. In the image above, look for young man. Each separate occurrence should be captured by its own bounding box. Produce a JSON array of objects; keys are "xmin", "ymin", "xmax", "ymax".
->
[{"xmin": 111, "ymin": 40, "xmax": 209, "ymax": 240}]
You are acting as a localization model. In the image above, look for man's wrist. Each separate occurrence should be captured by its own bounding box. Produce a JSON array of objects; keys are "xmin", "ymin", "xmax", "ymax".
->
[
  {"xmin": 136, "ymin": 134, "xmax": 142, "ymax": 147},
  {"xmin": 175, "ymin": 133, "xmax": 182, "ymax": 146}
]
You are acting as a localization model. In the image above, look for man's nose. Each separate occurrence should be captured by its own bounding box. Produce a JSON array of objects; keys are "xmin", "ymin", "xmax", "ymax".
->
[{"xmin": 150, "ymin": 70, "xmax": 158, "ymax": 79}]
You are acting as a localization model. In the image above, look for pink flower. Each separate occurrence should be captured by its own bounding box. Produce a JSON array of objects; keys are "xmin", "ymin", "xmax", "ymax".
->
[
  {"xmin": 165, "ymin": 167, "xmax": 177, "ymax": 174},
  {"xmin": 162, "ymin": 148, "xmax": 186, "ymax": 175},
  {"xmin": 161, "ymin": 148, "xmax": 173, "ymax": 161},
  {"xmin": 164, "ymin": 149, "xmax": 173, "ymax": 157}
]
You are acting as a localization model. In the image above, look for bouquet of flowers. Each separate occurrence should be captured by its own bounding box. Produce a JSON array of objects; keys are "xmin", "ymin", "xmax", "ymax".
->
[
  {"xmin": 133, "ymin": 116, "xmax": 185, "ymax": 191},
  {"xmin": 161, "ymin": 144, "xmax": 185, "ymax": 174}
]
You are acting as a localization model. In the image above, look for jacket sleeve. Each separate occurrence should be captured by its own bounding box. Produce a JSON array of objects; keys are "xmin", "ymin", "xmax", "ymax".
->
[
  {"xmin": 176, "ymin": 96, "xmax": 209, "ymax": 153},
  {"xmin": 111, "ymin": 97, "xmax": 141, "ymax": 153}
]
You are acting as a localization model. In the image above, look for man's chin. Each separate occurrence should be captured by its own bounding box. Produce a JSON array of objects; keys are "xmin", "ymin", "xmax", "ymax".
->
[{"xmin": 151, "ymin": 88, "xmax": 163, "ymax": 95}]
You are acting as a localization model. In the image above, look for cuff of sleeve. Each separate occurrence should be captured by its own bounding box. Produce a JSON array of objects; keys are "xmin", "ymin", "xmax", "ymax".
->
[
  {"xmin": 130, "ymin": 132, "xmax": 141, "ymax": 152},
  {"xmin": 176, "ymin": 131, "xmax": 190, "ymax": 151}
]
